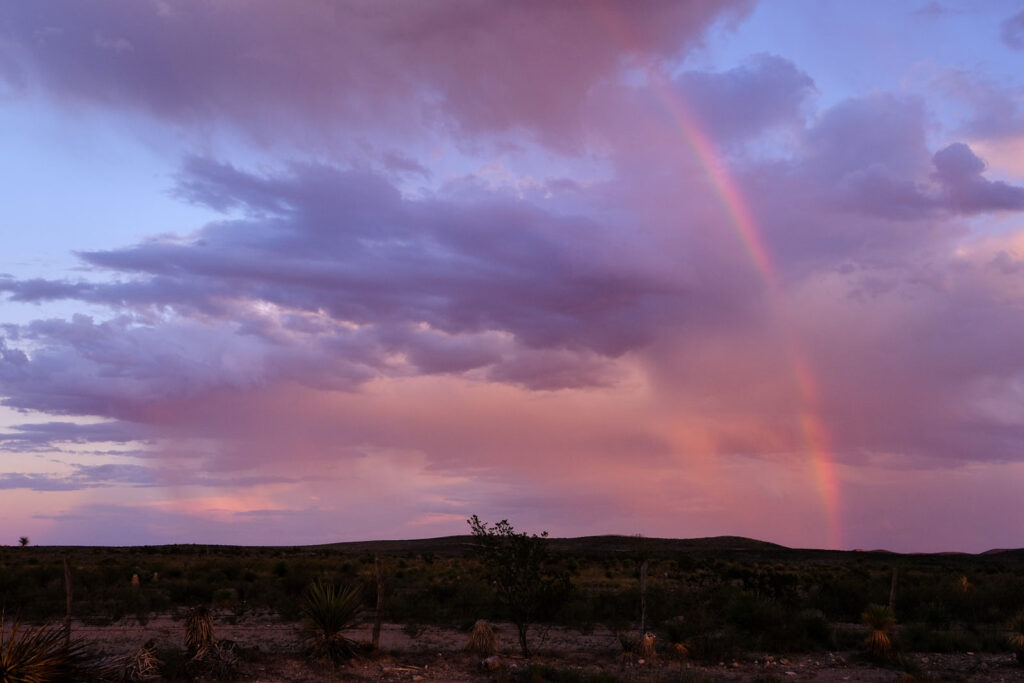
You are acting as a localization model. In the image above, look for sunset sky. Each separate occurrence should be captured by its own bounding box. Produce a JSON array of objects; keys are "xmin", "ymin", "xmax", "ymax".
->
[{"xmin": 2, "ymin": 1, "xmax": 1024, "ymax": 552}]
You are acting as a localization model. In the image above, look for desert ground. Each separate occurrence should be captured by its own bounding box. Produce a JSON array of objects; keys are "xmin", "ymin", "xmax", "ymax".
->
[
  {"xmin": 5, "ymin": 537, "xmax": 1024, "ymax": 682},
  {"xmin": 73, "ymin": 613, "xmax": 1024, "ymax": 682}
]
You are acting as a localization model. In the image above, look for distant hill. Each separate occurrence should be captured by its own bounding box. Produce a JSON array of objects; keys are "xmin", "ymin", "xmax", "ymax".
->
[
  {"xmin": 980, "ymin": 548, "xmax": 1024, "ymax": 558},
  {"xmin": 30, "ymin": 535, "xmax": 1023, "ymax": 558},
  {"xmin": 313, "ymin": 534, "xmax": 790, "ymax": 558}
]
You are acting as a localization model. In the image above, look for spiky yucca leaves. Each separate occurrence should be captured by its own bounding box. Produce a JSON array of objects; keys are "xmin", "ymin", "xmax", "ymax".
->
[
  {"xmin": 862, "ymin": 603, "xmax": 896, "ymax": 661},
  {"xmin": 0, "ymin": 612, "xmax": 91, "ymax": 683},
  {"xmin": 301, "ymin": 581, "xmax": 361, "ymax": 664},
  {"xmin": 1008, "ymin": 613, "xmax": 1024, "ymax": 665},
  {"xmin": 466, "ymin": 620, "xmax": 497, "ymax": 655},
  {"xmin": 183, "ymin": 607, "xmax": 214, "ymax": 660}
]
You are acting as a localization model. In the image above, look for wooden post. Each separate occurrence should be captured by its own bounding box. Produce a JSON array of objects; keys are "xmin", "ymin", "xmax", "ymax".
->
[
  {"xmin": 888, "ymin": 566, "xmax": 898, "ymax": 615},
  {"xmin": 372, "ymin": 554, "xmax": 384, "ymax": 650},
  {"xmin": 639, "ymin": 558, "xmax": 648, "ymax": 636},
  {"xmin": 63, "ymin": 557, "xmax": 73, "ymax": 647}
]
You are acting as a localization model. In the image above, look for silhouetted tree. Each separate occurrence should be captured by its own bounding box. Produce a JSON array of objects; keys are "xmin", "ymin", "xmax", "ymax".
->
[
  {"xmin": 467, "ymin": 515, "xmax": 571, "ymax": 657},
  {"xmin": 18, "ymin": 536, "xmax": 28, "ymax": 548}
]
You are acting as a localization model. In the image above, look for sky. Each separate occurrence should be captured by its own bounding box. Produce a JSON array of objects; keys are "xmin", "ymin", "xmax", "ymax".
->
[{"xmin": 1, "ymin": 1, "xmax": 1023, "ymax": 552}]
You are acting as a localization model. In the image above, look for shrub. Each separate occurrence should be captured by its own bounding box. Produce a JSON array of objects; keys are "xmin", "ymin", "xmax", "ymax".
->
[{"xmin": 467, "ymin": 515, "xmax": 572, "ymax": 658}]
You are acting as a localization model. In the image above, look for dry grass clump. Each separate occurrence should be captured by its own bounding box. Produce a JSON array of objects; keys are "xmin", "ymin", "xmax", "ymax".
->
[
  {"xmin": 120, "ymin": 641, "xmax": 161, "ymax": 682},
  {"xmin": 466, "ymin": 620, "xmax": 497, "ymax": 655},
  {"xmin": 93, "ymin": 640, "xmax": 161, "ymax": 682}
]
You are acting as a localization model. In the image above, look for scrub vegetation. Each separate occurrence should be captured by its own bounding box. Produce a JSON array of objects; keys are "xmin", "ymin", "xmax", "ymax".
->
[{"xmin": 1, "ymin": 532, "xmax": 1024, "ymax": 680}]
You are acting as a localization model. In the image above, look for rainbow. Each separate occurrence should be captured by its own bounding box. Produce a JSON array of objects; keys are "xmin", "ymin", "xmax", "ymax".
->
[
  {"xmin": 586, "ymin": 4, "xmax": 842, "ymax": 549},
  {"xmin": 654, "ymin": 74, "xmax": 843, "ymax": 550}
]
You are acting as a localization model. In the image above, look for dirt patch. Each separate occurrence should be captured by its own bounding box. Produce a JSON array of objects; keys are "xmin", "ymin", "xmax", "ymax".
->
[{"xmin": 70, "ymin": 614, "xmax": 1024, "ymax": 681}]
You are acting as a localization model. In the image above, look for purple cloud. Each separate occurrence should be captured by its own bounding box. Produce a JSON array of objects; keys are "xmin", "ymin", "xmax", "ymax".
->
[
  {"xmin": 932, "ymin": 142, "xmax": 1024, "ymax": 212},
  {"xmin": 792, "ymin": 95, "xmax": 1024, "ymax": 219},
  {"xmin": 938, "ymin": 70, "xmax": 1024, "ymax": 140},
  {"xmin": 1, "ymin": 157, "xmax": 739, "ymax": 414},
  {"xmin": 0, "ymin": 462, "xmax": 299, "ymax": 492},
  {"xmin": 805, "ymin": 94, "xmax": 930, "ymax": 182},
  {"xmin": 1001, "ymin": 10, "xmax": 1024, "ymax": 50},
  {"xmin": 675, "ymin": 54, "xmax": 815, "ymax": 142},
  {"xmin": 0, "ymin": 0, "xmax": 751, "ymax": 146},
  {"xmin": 0, "ymin": 421, "xmax": 148, "ymax": 451}
]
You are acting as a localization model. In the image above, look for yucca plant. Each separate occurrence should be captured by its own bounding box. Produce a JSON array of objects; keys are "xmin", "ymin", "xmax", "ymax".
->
[
  {"xmin": 862, "ymin": 603, "xmax": 896, "ymax": 661},
  {"xmin": 301, "ymin": 580, "xmax": 361, "ymax": 664},
  {"xmin": 0, "ymin": 612, "xmax": 90, "ymax": 683},
  {"xmin": 183, "ymin": 606, "xmax": 214, "ymax": 660},
  {"xmin": 1009, "ymin": 613, "xmax": 1024, "ymax": 665}
]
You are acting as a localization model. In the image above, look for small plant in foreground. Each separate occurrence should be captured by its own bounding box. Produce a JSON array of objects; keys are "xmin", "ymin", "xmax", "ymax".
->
[
  {"xmin": 0, "ymin": 612, "xmax": 91, "ymax": 682},
  {"xmin": 1009, "ymin": 613, "xmax": 1024, "ymax": 665},
  {"xmin": 862, "ymin": 603, "xmax": 896, "ymax": 661},
  {"xmin": 301, "ymin": 580, "xmax": 361, "ymax": 664}
]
